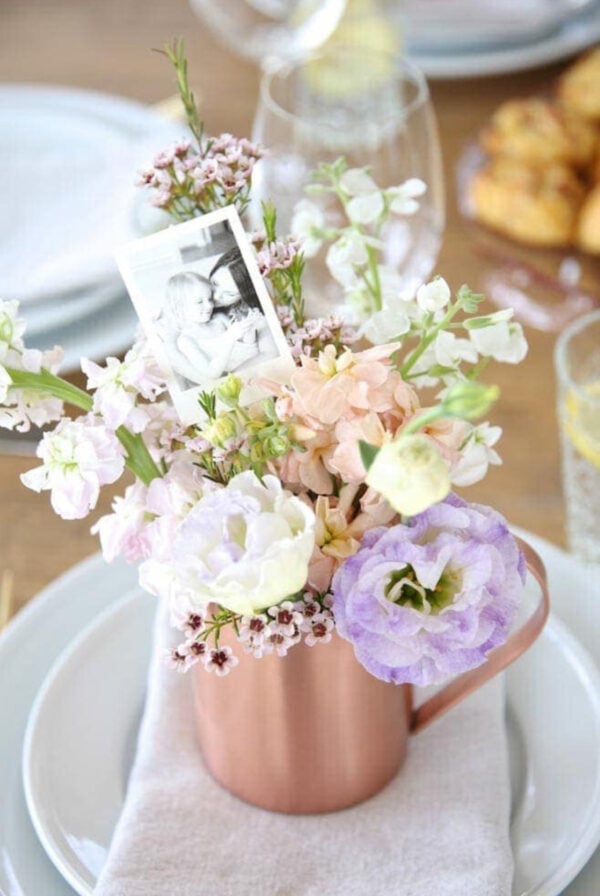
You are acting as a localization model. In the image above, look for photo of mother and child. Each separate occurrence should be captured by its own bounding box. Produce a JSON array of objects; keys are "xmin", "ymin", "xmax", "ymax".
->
[{"xmin": 157, "ymin": 246, "xmax": 280, "ymax": 390}]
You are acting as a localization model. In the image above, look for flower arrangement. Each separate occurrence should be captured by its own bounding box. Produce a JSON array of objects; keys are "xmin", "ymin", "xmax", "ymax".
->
[{"xmin": 1, "ymin": 42, "xmax": 529, "ymax": 687}]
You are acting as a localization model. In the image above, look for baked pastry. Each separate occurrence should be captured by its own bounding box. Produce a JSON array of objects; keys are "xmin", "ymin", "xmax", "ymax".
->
[
  {"xmin": 559, "ymin": 48, "xmax": 600, "ymax": 121},
  {"xmin": 480, "ymin": 97, "xmax": 597, "ymax": 168},
  {"xmin": 469, "ymin": 158, "xmax": 585, "ymax": 247},
  {"xmin": 576, "ymin": 183, "xmax": 600, "ymax": 254}
]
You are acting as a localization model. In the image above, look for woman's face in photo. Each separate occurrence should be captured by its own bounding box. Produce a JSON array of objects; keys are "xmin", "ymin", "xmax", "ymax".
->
[
  {"xmin": 186, "ymin": 282, "xmax": 214, "ymax": 324},
  {"xmin": 211, "ymin": 266, "xmax": 241, "ymax": 308}
]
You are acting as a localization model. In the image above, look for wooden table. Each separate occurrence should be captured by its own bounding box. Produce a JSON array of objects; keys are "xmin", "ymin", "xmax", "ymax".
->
[{"xmin": 0, "ymin": 0, "xmax": 574, "ymax": 615}]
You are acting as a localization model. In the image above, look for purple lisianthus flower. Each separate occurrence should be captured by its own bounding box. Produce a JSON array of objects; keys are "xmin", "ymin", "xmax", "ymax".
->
[{"xmin": 332, "ymin": 494, "xmax": 526, "ymax": 686}]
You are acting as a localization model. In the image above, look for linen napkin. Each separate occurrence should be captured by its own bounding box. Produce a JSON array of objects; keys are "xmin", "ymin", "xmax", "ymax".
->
[{"xmin": 95, "ymin": 606, "xmax": 514, "ymax": 896}]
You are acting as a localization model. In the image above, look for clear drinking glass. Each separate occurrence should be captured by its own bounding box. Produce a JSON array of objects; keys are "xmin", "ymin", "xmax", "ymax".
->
[
  {"xmin": 251, "ymin": 47, "xmax": 444, "ymax": 314},
  {"xmin": 555, "ymin": 309, "xmax": 600, "ymax": 564},
  {"xmin": 188, "ymin": 0, "xmax": 347, "ymax": 68}
]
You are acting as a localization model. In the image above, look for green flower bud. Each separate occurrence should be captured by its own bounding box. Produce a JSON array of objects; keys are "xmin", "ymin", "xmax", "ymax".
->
[
  {"xmin": 442, "ymin": 382, "xmax": 499, "ymax": 421},
  {"xmin": 263, "ymin": 434, "xmax": 289, "ymax": 458},
  {"xmin": 216, "ymin": 375, "xmax": 242, "ymax": 407},
  {"xmin": 202, "ymin": 414, "xmax": 237, "ymax": 447}
]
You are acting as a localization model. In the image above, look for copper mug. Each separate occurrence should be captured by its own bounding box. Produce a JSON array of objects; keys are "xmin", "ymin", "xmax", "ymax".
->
[{"xmin": 192, "ymin": 538, "xmax": 549, "ymax": 814}]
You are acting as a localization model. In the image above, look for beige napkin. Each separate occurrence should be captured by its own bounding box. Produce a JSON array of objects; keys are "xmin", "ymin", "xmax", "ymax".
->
[{"xmin": 95, "ymin": 607, "xmax": 513, "ymax": 896}]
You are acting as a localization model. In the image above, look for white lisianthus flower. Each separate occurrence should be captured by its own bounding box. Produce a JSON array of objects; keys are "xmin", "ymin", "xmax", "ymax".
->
[
  {"xmin": 148, "ymin": 471, "xmax": 315, "ymax": 616},
  {"xmin": 360, "ymin": 305, "xmax": 410, "ymax": 344},
  {"xmin": 346, "ymin": 192, "xmax": 385, "ymax": 225},
  {"xmin": 365, "ymin": 434, "xmax": 451, "ymax": 516},
  {"xmin": 340, "ymin": 168, "xmax": 379, "ymax": 196},
  {"xmin": 387, "ymin": 178, "xmax": 427, "ymax": 215},
  {"xmin": 469, "ymin": 320, "xmax": 528, "ymax": 364},
  {"xmin": 416, "ymin": 277, "xmax": 451, "ymax": 313},
  {"xmin": 326, "ymin": 231, "xmax": 370, "ymax": 287},
  {"xmin": 21, "ymin": 415, "xmax": 126, "ymax": 519},
  {"xmin": 291, "ymin": 199, "xmax": 325, "ymax": 258},
  {"xmin": 451, "ymin": 422, "xmax": 502, "ymax": 486}
]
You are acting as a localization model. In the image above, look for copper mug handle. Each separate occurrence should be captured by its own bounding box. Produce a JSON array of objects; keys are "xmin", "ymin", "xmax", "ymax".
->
[{"xmin": 411, "ymin": 537, "xmax": 550, "ymax": 733}]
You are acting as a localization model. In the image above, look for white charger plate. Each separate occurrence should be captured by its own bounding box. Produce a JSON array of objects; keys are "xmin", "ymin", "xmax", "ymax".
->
[
  {"xmin": 409, "ymin": 6, "xmax": 600, "ymax": 78},
  {"xmin": 19, "ymin": 541, "xmax": 600, "ymax": 896}
]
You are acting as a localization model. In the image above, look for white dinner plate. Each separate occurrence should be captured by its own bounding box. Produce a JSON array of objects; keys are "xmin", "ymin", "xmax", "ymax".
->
[
  {"xmin": 0, "ymin": 85, "xmax": 178, "ymax": 306},
  {"xmin": 408, "ymin": 6, "xmax": 600, "ymax": 78},
  {"xmin": 21, "ymin": 549, "xmax": 600, "ymax": 896},
  {"xmin": 0, "ymin": 553, "xmax": 138, "ymax": 896}
]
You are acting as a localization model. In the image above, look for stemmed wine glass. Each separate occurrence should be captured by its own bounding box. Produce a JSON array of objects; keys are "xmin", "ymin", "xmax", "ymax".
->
[
  {"xmin": 188, "ymin": 0, "xmax": 348, "ymax": 69},
  {"xmin": 251, "ymin": 45, "xmax": 445, "ymax": 315}
]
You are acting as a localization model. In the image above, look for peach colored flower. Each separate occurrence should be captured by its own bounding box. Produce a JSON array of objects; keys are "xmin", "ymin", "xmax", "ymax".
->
[
  {"xmin": 306, "ymin": 485, "xmax": 399, "ymax": 592},
  {"xmin": 417, "ymin": 412, "xmax": 470, "ymax": 468},
  {"xmin": 288, "ymin": 343, "xmax": 404, "ymax": 427},
  {"xmin": 328, "ymin": 412, "xmax": 391, "ymax": 483},
  {"xmin": 274, "ymin": 427, "xmax": 336, "ymax": 495}
]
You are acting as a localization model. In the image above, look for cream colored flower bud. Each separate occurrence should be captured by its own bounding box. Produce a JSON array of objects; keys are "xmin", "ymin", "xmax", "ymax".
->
[
  {"xmin": 216, "ymin": 374, "xmax": 242, "ymax": 407},
  {"xmin": 365, "ymin": 434, "xmax": 450, "ymax": 517},
  {"xmin": 202, "ymin": 414, "xmax": 237, "ymax": 448}
]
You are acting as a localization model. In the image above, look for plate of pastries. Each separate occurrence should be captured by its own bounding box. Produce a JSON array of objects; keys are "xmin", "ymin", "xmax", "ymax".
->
[{"xmin": 464, "ymin": 48, "xmax": 600, "ymax": 255}]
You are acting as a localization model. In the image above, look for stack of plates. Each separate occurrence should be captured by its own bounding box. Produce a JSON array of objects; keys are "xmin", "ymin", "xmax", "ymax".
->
[
  {"xmin": 1, "ymin": 530, "xmax": 600, "ymax": 894},
  {"xmin": 0, "ymin": 85, "xmax": 180, "ymax": 371},
  {"xmin": 406, "ymin": 0, "xmax": 600, "ymax": 78}
]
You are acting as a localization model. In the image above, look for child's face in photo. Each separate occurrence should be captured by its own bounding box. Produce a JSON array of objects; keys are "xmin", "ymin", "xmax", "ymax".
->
[
  {"xmin": 187, "ymin": 281, "xmax": 214, "ymax": 324},
  {"xmin": 211, "ymin": 266, "xmax": 241, "ymax": 308}
]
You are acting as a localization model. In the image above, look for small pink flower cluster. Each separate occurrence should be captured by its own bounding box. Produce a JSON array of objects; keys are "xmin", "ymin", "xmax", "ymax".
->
[
  {"xmin": 137, "ymin": 134, "xmax": 264, "ymax": 216},
  {"xmin": 166, "ymin": 597, "xmax": 335, "ymax": 676},
  {"xmin": 276, "ymin": 308, "xmax": 357, "ymax": 360},
  {"xmin": 255, "ymin": 238, "xmax": 301, "ymax": 277}
]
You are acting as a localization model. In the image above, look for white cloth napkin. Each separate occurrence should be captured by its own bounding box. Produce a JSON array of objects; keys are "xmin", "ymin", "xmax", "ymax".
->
[{"xmin": 95, "ymin": 608, "xmax": 514, "ymax": 896}]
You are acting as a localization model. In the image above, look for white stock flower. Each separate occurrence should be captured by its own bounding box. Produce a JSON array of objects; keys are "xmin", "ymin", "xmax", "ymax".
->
[
  {"xmin": 326, "ymin": 231, "xmax": 369, "ymax": 287},
  {"xmin": 340, "ymin": 168, "xmax": 378, "ymax": 196},
  {"xmin": 388, "ymin": 178, "xmax": 427, "ymax": 215},
  {"xmin": 21, "ymin": 416, "xmax": 126, "ymax": 519},
  {"xmin": 0, "ymin": 299, "xmax": 25, "ymax": 358},
  {"xmin": 346, "ymin": 192, "xmax": 385, "ymax": 225},
  {"xmin": 291, "ymin": 199, "xmax": 325, "ymax": 258},
  {"xmin": 0, "ymin": 343, "xmax": 64, "ymax": 432},
  {"xmin": 469, "ymin": 320, "xmax": 528, "ymax": 364},
  {"xmin": 360, "ymin": 305, "xmax": 410, "ymax": 344},
  {"xmin": 146, "ymin": 471, "xmax": 315, "ymax": 617},
  {"xmin": 92, "ymin": 480, "xmax": 150, "ymax": 563},
  {"xmin": 416, "ymin": 277, "xmax": 451, "ymax": 313},
  {"xmin": 82, "ymin": 340, "xmax": 166, "ymax": 431},
  {"xmin": 433, "ymin": 331, "xmax": 478, "ymax": 368},
  {"xmin": 451, "ymin": 423, "xmax": 502, "ymax": 487},
  {"xmin": 365, "ymin": 434, "xmax": 451, "ymax": 516}
]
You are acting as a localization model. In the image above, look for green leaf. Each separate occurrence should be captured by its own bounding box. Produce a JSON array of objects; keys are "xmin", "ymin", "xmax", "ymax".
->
[{"xmin": 359, "ymin": 440, "xmax": 380, "ymax": 471}]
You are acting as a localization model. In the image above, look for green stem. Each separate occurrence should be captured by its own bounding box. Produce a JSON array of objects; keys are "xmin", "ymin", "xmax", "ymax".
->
[
  {"xmin": 403, "ymin": 406, "xmax": 445, "ymax": 435},
  {"xmin": 400, "ymin": 302, "xmax": 462, "ymax": 378},
  {"xmin": 366, "ymin": 243, "xmax": 382, "ymax": 312},
  {"xmin": 6, "ymin": 367, "xmax": 93, "ymax": 411},
  {"xmin": 6, "ymin": 366, "xmax": 161, "ymax": 486}
]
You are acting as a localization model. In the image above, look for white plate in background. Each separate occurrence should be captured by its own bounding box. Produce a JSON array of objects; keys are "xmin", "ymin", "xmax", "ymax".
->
[
  {"xmin": 0, "ymin": 85, "xmax": 180, "ymax": 306},
  {"xmin": 408, "ymin": 5, "xmax": 600, "ymax": 78}
]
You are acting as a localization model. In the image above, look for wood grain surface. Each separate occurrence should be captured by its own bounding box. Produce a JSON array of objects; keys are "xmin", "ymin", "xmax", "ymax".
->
[{"xmin": 0, "ymin": 0, "xmax": 578, "ymax": 614}]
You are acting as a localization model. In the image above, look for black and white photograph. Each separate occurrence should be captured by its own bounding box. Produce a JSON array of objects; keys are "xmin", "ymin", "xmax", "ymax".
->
[{"xmin": 116, "ymin": 206, "xmax": 292, "ymax": 422}]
